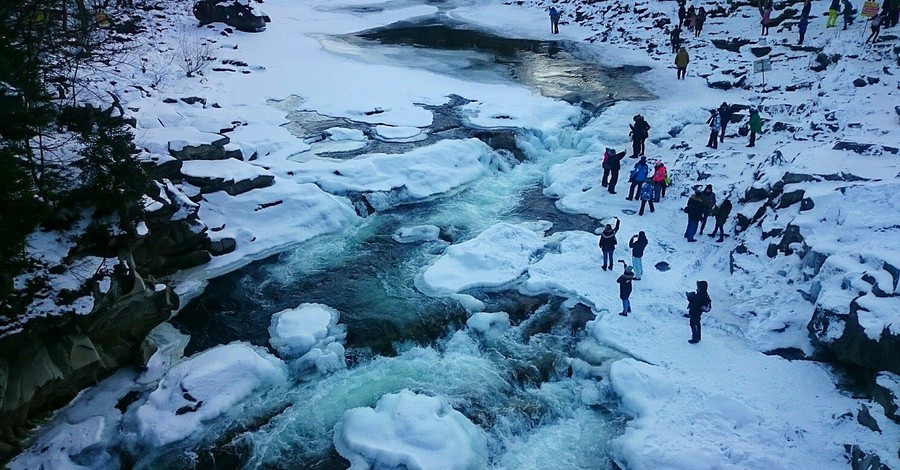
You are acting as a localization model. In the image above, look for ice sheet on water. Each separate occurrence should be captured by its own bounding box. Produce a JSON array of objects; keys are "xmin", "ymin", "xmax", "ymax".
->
[
  {"xmin": 333, "ymin": 389, "xmax": 489, "ymax": 470},
  {"xmin": 392, "ymin": 224, "xmax": 442, "ymax": 244},
  {"xmin": 418, "ymin": 222, "xmax": 549, "ymax": 296}
]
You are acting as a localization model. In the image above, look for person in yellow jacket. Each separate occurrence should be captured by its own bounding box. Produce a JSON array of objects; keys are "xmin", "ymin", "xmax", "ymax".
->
[{"xmin": 675, "ymin": 47, "xmax": 689, "ymax": 79}]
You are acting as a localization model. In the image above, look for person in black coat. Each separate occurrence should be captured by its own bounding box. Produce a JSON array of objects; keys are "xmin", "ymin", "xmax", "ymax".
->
[
  {"xmin": 601, "ymin": 147, "xmax": 627, "ymax": 194},
  {"xmin": 718, "ymin": 102, "xmax": 732, "ymax": 142},
  {"xmin": 598, "ymin": 217, "xmax": 621, "ymax": 271},
  {"xmin": 686, "ymin": 280, "xmax": 712, "ymax": 343},
  {"xmin": 629, "ymin": 231, "xmax": 648, "ymax": 280},
  {"xmin": 698, "ymin": 184, "xmax": 716, "ymax": 234},
  {"xmin": 684, "ymin": 191, "xmax": 705, "ymax": 242},
  {"xmin": 670, "ymin": 26, "xmax": 682, "ymax": 53},
  {"xmin": 617, "ymin": 264, "xmax": 636, "ymax": 316},
  {"xmin": 708, "ymin": 198, "xmax": 732, "ymax": 242},
  {"xmin": 628, "ymin": 115, "xmax": 651, "ymax": 157}
]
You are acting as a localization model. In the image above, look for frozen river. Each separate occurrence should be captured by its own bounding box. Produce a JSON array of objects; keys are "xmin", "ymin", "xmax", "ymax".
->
[{"xmin": 12, "ymin": 6, "xmax": 655, "ymax": 470}]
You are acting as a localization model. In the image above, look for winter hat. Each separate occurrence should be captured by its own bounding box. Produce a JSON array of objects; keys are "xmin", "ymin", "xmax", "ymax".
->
[
  {"xmin": 655, "ymin": 160, "xmax": 663, "ymax": 167},
  {"xmin": 697, "ymin": 280, "xmax": 708, "ymax": 293},
  {"xmin": 639, "ymin": 156, "xmax": 647, "ymax": 163},
  {"xmin": 625, "ymin": 265, "xmax": 634, "ymax": 275},
  {"xmin": 704, "ymin": 184, "xmax": 713, "ymax": 191}
]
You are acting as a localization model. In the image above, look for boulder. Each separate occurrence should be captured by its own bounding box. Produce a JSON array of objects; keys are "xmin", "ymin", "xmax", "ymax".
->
[
  {"xmin": 832, "ymin": 141, "xmax": 900, "ymax": 155},
  {"xmin": 853, "ymin": 78, "xmax": 867, "ymax": 87},
  {"xmin": 193, "ymin": 0, "xmax": 268, "ymax": 32},
  {"xmin": 0, "ymin": 271, "xmax": 176, "ymax": 458},
  {"xmin": 810, "ymin": 299, "xmax": 900, "ymax": 374},
  {"xmin": 179, "ymin": 158, "xmax": 274, "ymax": 196}
]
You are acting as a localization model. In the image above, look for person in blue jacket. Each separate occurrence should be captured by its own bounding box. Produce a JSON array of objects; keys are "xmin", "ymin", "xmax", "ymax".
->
[
  {"xmin": 626, "ymin": 156, "xmax": 650, "ymax": 201},
  {"xmin": 639, "ymin": 180, "xmax": 655, "ymax": 215},
  {"xmin": 549, "ymin": 7, "xmax": 561, "ymax": 34}
]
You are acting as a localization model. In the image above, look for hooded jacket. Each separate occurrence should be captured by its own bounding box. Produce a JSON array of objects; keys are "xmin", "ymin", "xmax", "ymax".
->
[
  {"xmin": 598, "ymin": 219, "xmax": 621, "ymax": 251},
  {"xmin": 675, "ymin": 49, "xmax": 690, "ymax": 68},
  {"xmin": 630, "ymin": 233, "xmax": 648, "ymax": 257},
  {"xmin": 715, "ymin": 199, "xmax": 733, "ymax": 224},
  {"xmin": 687, "ymin": 281, "xmax": 711, "ymax": 318},
  {"xmin": 618, "ymin": 272, "xmax": 635, "ymax": 299},
  {"xmin": 686, "ymin": 192, "xmax": 705, "ymax": 221}
]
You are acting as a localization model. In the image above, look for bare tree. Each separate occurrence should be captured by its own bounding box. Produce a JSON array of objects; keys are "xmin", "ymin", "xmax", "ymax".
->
[{"xmin": 175, "ymin": 29, "xmax": 215, "ymax": 77}]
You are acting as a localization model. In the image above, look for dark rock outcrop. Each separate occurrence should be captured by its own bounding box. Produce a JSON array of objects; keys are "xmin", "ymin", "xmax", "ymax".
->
[
  {"xmin": 809, "ymin": 299, "xmax": 900, "ymax": 375},
  {"xmin": 193, "ymin": 0, "xmax": 268, "ymax": 33},
  {"xmin": 0, "ymin": 268, "xmax": 176, "ymax": 460}
]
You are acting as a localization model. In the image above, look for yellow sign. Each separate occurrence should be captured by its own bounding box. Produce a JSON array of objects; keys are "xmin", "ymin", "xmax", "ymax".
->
[{"xmin": 862, "ymin": 1, "xmax": 880, "ymax": 17}]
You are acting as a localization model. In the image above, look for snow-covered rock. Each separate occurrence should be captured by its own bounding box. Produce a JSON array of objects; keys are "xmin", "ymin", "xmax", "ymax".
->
[
  {"xmin": 268, "ymin": 303, "xmax": 347, "ymax": 379},
  {"xmin": 466, "ymin": 311, "xmax": 510, "ymax": 337},
  {"xmin": 333, "ymin": 389, "xmax": 488, "ymax": 470},
  {"xmin": 392, "ymin": 225, "xmax": 441, "ymax": 244},
  {"xmin": 135, "ymin": 343, "xmax": 287, "ymax": 447}
]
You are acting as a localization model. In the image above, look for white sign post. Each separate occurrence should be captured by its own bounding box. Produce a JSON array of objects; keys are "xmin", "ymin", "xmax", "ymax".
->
[{"xmin": 754, "ymin": 58, "xmax": 772, "ymax": 87}]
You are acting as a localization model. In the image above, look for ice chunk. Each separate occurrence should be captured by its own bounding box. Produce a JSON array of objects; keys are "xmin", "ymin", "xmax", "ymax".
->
[
  {"xmin": 392, "ymin": 225, "xmax": 441, "ymax": 243},
  {"xmin": 466, "ymin": 311, "xmax": 510, "ymax": 337},
  {"xmin": 135, "ymin": 343, "xmax": 287, "ymax": 447},
  {"xmin": 268, "ymin": 303, "xmax": 347, "ymax": 380},
  {"xmin": 333, "ymin": 389, "xmax": 488, "ymax": 470},
  {"xmin": 418, "ymin": 223, "xmax": 547, "ymax": 296}
]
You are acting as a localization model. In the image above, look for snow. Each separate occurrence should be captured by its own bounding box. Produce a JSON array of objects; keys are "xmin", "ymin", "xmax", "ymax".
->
[
  {"xmin": 418, "ymin": 222, "xmax": 549, "ymax": 296},
  {"xmin": 289, "ymin": 139, "xmax": 498, "ymax": 209},
  {"xmin": 268, "ymin": 303, "xmax": 347, "ymax": 379},
  {"xmin": 374, "ymin": 124, "xmax": 427, "ymax": 142},
  {"xmin": 135, "ymin": 342, "xmax": 288, "ymax": 447},
  {"xmin": 333, "ymin": 389, "xmax": 489, "ymax": 470},
  {"xmin": 180, "ymin": 158, "xmax": 274, "ymax": 182},
  {"xmin": 466, "ymin": 311, "xmax": 510, "ymax": 337},
  {"xmin": 10, "ymin": 0, "xmax": 900, "ymax": 466},
  {"xmin": 392, "ymin": 225, "xmax": 441, "ymax": 244},
  {"xmin": 855, "ymin": 294, "xmax": 900, "ymax": 339}
]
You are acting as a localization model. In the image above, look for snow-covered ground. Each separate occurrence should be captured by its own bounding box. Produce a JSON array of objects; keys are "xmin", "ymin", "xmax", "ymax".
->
[{"xmin": 10, "ymin": 0, "xmax": 900, "ymax": 468}]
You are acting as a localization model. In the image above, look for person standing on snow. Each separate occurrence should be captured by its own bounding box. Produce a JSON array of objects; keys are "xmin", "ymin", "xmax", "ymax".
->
[
  {"xmin": 670, "ymin": 26, "xmax": 682, "ymax": 53},
  {"xmin": 718, "ymin": 102, "xmax": 732, "ymax": 142},
  {"xmin": 695, "ymin": 6, "xmax": 707, "ymax": 36},
  {"xmin": 686, "ymin": 280, "xmax": 712, "ymax": 343},
  {"xmin": 761, "ymin": 2, "xmax": 773, "ymax": 35},
  {"xmin": 826, "ymin": 0, "xmax": 840, "ymax": 27},
  {"xmin": 798, "ymin": 14, "xmax": 809, "ymax": 44},
  {"xmin": 617, "ymin": 264, "xmax": 636, "ymax": 316},
  {"xmin": 801, "ymin": 0, "xmax": 813, "ymax": 18},
  {"xmin": 747, "ymin": 108, "xmax": 762, "ymax": 147},
  {"xmin": 678, "ymin": 1, "xmax": 687, "ymax": 28},
  {"xmin": 698, "ymin": 184, "xmax": 717, "ymax": 235},
  {"xmin": 708, "ymin": 197, "xmax": 732, "ymax": 242},
  {"xmin": 705, "ymin": 109, "xmax": 720, "ymax": 149},
  {"xmin": 629, "ymin": 231, "xmax": 649, "ymax": 280},
  {"xmin": 684, "ymin": 190, "xmax": 705, "ymax": 242},
  {"xmin": 841, "ymin": 0, "xmax": 855, "ymax": 29},
  {"xmin": 602, "ymin": 147, "xmax": 627, "ymax": 194},
  {"xmin": 629, "ymin": 115, "xmax": 651, "ymax": 157},
  {"xmin": 675, "ymin": 46, "xmax": 690, "ymax": 79},
  {"xmin": 639, "ymin": 181, "xmax": 656, "ymax": 215},
  {"xmin": 598, "ymin": 217, "xmax": 621, "ymax": 271},
  {"xmin": 549, "ymin": 7, "xmax": 561, "ymax": 34},
  {"xmin": 626, "ymin": 156, "xmax": 650, "ymax": 201},
  {"xmin": 651, "ymin": 160, "xmax": 667, "ymax": 202},
  {"xmin": 687, "ymin": 5, "xmax": 696, "ymax": 30},
  {"xmin": 866, "ymin": 12, "xmax": 883, "ymax": 43}
]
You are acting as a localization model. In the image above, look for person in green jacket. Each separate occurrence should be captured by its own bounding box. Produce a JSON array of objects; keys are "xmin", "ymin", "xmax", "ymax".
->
[{"xmin": 747, "ymin": 108, "xmax": 762, "ymax": 147}]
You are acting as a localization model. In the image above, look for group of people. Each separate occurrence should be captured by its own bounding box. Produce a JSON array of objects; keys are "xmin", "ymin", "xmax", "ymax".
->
[
  {"xmin": 677, "ymin": 2, "xmax": 708, "ymax": 37},
  {"xmin": 704, "ymin": 103, "xmax": 763, "ymax": 148},
  {"xmin": 599, "ymin": 217, "xmax": 713, "ymax": 343},
  {"xmin": 683, "ymin": 184, "xmax": 731, "ymax": 243}
]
